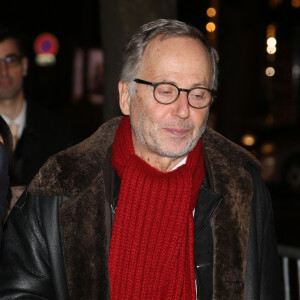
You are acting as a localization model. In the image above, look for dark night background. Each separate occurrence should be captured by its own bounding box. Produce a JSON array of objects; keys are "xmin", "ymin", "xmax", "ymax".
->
[{"xmin": 1, "ymin": 0, "xmax": 300, "ymax": 249}]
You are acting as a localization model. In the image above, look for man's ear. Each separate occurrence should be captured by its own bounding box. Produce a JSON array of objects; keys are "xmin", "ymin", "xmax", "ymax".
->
[
  {"xmin": 118, "ymin": 81, "xmax": 131, "ymax": 115},
  {"xmin": 21, "ymin": 56, "xmax": 28, "ymax": 77}
]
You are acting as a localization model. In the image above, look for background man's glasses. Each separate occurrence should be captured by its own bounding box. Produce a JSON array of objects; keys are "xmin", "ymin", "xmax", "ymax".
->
[
  {"xmin": 0, "ymin": 55, "xmax": 23, "ymax": 69},
  {"xmin": 134, "ymin": 78, "xmax": 216, "ymax": 109}
]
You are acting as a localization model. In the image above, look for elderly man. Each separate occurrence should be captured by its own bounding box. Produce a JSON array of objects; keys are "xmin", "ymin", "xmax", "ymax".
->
[{"xmin": 0, "ymin": 19, "xmax": 282, "ymax": 299}]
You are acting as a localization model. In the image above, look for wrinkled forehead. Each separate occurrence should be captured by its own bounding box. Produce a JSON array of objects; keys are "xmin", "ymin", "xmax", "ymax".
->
[
  {"xmin": 142, "ymin": 35, "xmax": 210, "ymax": 63},
  {"xmin": 139, "ymin": 36, "xmax": 213, "ymax": 80}
]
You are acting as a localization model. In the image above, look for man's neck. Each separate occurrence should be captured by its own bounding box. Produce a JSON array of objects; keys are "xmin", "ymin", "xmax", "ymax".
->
[
  {"xmin": 0, "ymin": 91, "xmax": 25, "ymax": 120},
  {"xmin": 137, "ymin": 152, "xmax": 188, "ymax": 173}
]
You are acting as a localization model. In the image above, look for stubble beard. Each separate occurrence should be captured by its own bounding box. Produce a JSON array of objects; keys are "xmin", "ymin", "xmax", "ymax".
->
[
  {"xmin": 0, "ymin": 86, "xmax": 23, "ymax": 102},
  {"xmin": 130, "ymin": 109, "xmax": 209, "ymax": 159},
  {"xmin": 0, "ymin": 76, "xmax": 22, "ymax": 101}
]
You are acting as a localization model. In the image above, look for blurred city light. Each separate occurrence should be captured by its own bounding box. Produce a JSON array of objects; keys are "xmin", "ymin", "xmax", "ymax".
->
[
  {"xmin": 269, "ymin": 0, "xmax": 283, "ymax": 7},
  {"xmin": 267, "ymin": 37, "xmax": 277, "ymax": 47},
  {"xmin": 266, "ymin": 24, "xmax": 276, "ymax": 39},
  {"xmin": 35, "ymin": 53, "xmax": 56, "ymax": 66},
  {"xmin": 265, "ymin": 25, "xmax": 277, "ymax": 77},
  {"xmin": 206, "ymin": 22, "xmax": 216, "ymax": 32},
  {"xmin": 34, "ymin": 32, "xmax": 59, "ymax": 67},
  {"xmin": 260, "ymin": 142, "xmax": 275, "ymax": 155},
  {"xmin": 292, "ymin": 64, "xmax": 300, "ymax": 78},
  {"xmin": 206, "ymin": 7, "xmax": 216, "ymax": 17},
  {"xmin": 291, "ymin": 0, "xmax": 300, "ymax": 8},
  {"xmin": 267, "ymin": 45, "xmax": 277, "ymax": 54},
  {"xmin": 266, "ymin": 67, "xmax": 276, "ymax": 77},
  {"xmin": 266, "ymin": 25, "xmax": 277, "ymax": 55},
  {"xmin": 241, "ymin": 134, "xmax": 256, "ymax": 147}
]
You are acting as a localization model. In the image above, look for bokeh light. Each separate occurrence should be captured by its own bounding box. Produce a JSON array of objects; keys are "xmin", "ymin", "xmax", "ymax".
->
[
  {"xmin": 206, "ymin": 7, "xmax": 217, "ymax": 17},
  {"xmin": 291, "ymin": 0, "xmax": 300, "ymax": 8},
  {"xmin": 206, "ymin": 22, "xmax": 216, "ymax": 32},
  {"xmin": 265, "ymin": 67, "xmax": 275, "ymax": 77},
  {"xmin": 241, "ymin": 134, "xmax": 256, "ymax": 147},
  {"xmin": 267, "ymin": 45, "xmax": 277, "ymax": 54},
  {"xmin": 267, "ymin": 37, "xmax": 277, "ymax": 47}
]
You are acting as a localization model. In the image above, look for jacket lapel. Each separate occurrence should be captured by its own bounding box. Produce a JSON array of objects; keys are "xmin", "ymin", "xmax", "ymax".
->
[{"xmin": 194, "ymin": 183, "xmax": 222, "ymax": 239}]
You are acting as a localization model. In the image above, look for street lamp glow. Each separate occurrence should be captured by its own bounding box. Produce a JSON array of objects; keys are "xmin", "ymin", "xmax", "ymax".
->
[
  {"xmin": 265, "ymin": 67, "xmax": 275, "ymax": 77},
  {"xmin": 267, "ymin": 37, "xmax": 277, "ymax": 47},
  {"xmin": 267, "ymin": 45, "xmax": 277, "ymax": 54},
  {"xmin": 207, "ymin": 7, "xmax": 216, "ymax": 17},
  {"xmin": 241, "ymin": 134, "xmax": 256, "ymax": 147},
  {"xmin": 206, "ymin": 22, "xmax": 216, "ymax": 32},
  {"xmin": 291, "ymin": 0, "xmax": 300, "ymax": 8}
]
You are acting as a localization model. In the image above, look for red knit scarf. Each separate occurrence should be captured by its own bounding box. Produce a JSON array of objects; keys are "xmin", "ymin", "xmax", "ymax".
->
[{"xmin": 109, "ymin": 116, "xmax": 204, "ymax": 299}]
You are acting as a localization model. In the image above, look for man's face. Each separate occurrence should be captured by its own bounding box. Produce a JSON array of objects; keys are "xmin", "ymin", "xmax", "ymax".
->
[
  {"xmin": 119, "ymin": 36, "xmax": 212, "ymax": 165},
  {"xmin": 0, "ymin": 38, "xmax": 28, "ymax": 101}
]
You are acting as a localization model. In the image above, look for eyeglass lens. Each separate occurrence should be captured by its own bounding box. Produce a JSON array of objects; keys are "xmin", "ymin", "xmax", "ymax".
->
[
  {"xmin": 154, "ymin": 83, "xmax": 211, "ymax": 108},
  {"xmin": 0, "ymin": 55, "xmax": 21, "ymax": 68}
]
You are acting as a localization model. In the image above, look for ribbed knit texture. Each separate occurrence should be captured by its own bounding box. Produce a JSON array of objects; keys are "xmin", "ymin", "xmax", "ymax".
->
[{"xmin": 109, "ymin": 116, "xmax": 204, "ymax": 300}]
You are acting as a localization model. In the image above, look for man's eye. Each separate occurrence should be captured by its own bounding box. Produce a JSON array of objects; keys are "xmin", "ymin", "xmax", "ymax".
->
[
  {"xmin": 161, "ymin": 89, "xmax": 172, "ymax": 95},
  {"xmin": 157, "ymin": 85, "xmax": 175, "ymax": 96},
  {"xmin": 6, "ymin": 56, "xmax": 18, "ymax": 63},
  {"xmin": 194, "ymin": 93, "xmax": 204, "ymax": 99},
  {"xmin": 191, "ymin": 89, "xmax": 207, "ymax": 99}
]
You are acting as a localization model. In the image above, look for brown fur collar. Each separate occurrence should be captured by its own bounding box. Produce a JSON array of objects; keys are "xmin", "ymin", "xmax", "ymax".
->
[
  {"xmin": 203, "ymin": 129, "xmax": 259, "ymax": 299},
  {"xmin": 29, "ymin": 117, "xmax": 260, "ymax": 299}
]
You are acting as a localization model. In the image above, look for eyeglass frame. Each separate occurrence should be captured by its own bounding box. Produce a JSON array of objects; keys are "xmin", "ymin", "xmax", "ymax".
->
[
  {"xmin": 133, "ymin": 78, "xmax": 216, "ymax": 109},
  {"xmin": 0, "ymin": 54, "xmax": 23, "ymax": 68}
]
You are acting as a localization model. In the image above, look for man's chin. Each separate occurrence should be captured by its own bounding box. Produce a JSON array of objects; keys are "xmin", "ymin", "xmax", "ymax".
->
[
  {"xmin": 157, "ymin": 142, "xmax": 196, "ymax": 158},
  {"xmin": 0, "ymin": 90, "xmax": 17, "ymax": 100}
]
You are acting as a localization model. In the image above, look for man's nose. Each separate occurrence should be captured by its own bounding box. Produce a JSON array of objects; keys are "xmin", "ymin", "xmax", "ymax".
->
[{"xmin": 174, "ymin": 90, "xmax": 190, "ymax": 119}]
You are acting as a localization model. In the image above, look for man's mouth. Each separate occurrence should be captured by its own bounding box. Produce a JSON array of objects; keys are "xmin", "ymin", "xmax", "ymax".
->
[
  {"xmin": 0, "ymin": 79, "xmax": 12, "ymax": 87},
  {"xmin": 164, "ymin": 128, "xmax": 190, "ymax": 136}
]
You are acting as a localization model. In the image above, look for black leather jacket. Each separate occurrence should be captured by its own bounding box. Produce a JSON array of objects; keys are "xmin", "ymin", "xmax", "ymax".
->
[{"xmin": 0, "ymin": 118, "xmax": 283, "ymax": 299}]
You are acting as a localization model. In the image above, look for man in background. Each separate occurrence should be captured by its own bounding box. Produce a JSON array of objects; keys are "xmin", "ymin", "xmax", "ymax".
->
[{"xmin": 0, "ymin": 26, "xmax": 73, "ymax": 189}]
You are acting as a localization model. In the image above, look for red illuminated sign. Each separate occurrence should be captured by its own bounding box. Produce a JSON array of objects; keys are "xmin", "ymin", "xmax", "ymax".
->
[{"xmin": 34, "ymin": 33, "xmax": 59, "ymax": 55}]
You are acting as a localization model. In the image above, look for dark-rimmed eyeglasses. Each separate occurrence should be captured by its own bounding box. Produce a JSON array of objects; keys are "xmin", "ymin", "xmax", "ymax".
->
[
  {"xmin": 0, "ymin": 55, "xmax": 23, "ymax": 68},
  {"xmin": 134, "ymin": 78, "xmax": 216, "ymax": 109}
]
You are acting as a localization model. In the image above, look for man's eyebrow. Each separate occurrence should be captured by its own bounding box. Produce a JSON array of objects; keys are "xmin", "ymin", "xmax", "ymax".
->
[
  {"xmin": 5, "ymin": 53, "xmax": 21, "ymax": 57},
  {"xmin": 191, "ymin": 82, "xmax": 210, "ymax": 88},
  {"xmin": 162, "ymin": 80, "xmax": 210, "ymax": 88}
]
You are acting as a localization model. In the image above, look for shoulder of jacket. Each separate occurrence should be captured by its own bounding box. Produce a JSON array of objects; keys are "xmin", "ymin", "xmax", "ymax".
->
[
  {"xmin": 28, "ymin": 117, "xmax": 122, "ymax": 197},
  {"xmin": 203, "ymin": 127, "xmax": 261, "ymax": 170}
]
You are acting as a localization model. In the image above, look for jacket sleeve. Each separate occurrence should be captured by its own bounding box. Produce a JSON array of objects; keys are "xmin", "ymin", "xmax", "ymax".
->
[
  {"xmin": 0, "ymin": 191, "xmax": 56, "ymax": 299},
  {"xmin": 0, "ymin": 144, "xmax": 9, "ymax": 247},
  {"xmin": 245, "ymin": 163, "xmax": 283, "ymax": 299}
]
